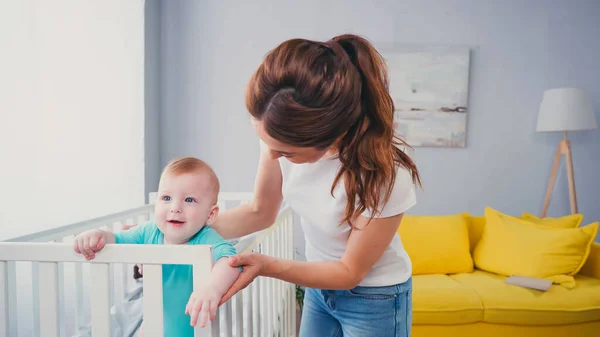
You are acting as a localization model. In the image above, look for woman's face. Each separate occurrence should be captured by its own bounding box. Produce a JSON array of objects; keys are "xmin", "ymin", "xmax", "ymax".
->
[{"xmin": 251, "ymin": 118, "xmax": 333, "ymax": 164}]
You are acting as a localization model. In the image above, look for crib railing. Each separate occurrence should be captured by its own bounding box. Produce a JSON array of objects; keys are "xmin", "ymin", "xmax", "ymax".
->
[
  {"xmin": 0, "ymin": 193, "xmax": 296, "ymax": 337},
  {"xmin": 0, "ymin": 243, "xmax": 213, "ymax": 337},
  {"xmin": 1, "ymin": 203, "xmax": 155, "ymax": 337}
]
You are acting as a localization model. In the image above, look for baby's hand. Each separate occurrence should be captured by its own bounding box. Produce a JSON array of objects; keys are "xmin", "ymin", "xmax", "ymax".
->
[
  {"xmin": 73, "ymin": 229, "xmax": 107, "ymax": 260},
  {"xmin": 185, "ymin": 285, "xmax": 220, "ymax": 328}
]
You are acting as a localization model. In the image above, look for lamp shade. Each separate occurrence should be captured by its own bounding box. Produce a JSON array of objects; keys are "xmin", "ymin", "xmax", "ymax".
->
[{"xmin": 536, "ymin": 88, "xmax": 597, "ymax": 132}]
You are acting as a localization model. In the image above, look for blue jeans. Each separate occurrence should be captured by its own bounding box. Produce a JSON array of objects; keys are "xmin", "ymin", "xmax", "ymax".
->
[{"xmin": 299, "ymin": 277, "xmax": 412, "ymax": 337}]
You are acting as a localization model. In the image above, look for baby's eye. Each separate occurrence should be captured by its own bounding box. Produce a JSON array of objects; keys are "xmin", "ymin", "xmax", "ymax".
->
[
  {"xmin": 162, "ymin": 196, "xmax": 171, "ymax": 201},
  {"xmin": 185, "ymin": 197, "xmax": 195, "ymax": 203}
]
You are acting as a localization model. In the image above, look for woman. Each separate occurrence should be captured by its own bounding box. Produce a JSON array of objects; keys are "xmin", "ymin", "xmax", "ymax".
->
[{"xmin": 212, "ymin": 34, "xmax": 421, "ymax": 337}]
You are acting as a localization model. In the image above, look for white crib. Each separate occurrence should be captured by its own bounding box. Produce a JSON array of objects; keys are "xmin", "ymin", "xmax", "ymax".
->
[{"xmin": 0, "ymin": 193, "xmax": 297, "ymax": 337}]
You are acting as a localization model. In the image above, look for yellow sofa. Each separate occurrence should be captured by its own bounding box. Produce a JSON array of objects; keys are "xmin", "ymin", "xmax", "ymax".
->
[{"xmin": 398, "ymin": 207, "xmax": 600, "ymax": 337}]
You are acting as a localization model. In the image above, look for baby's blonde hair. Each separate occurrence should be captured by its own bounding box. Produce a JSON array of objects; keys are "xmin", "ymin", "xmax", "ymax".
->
[{"xmin": 161, "ymin": 157, "xmax": 220, "ymax": 204}]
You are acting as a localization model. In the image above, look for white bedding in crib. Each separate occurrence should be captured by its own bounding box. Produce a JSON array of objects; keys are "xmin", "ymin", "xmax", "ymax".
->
[{"xmin": 71, "ymin": 280, "xmax": 143, "ymax": 337}]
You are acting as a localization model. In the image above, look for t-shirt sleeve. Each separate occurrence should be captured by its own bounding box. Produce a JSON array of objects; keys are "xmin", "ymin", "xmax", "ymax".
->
[
  {"xmin": 114, "ymin": 222, "xmax": 152, "ymax": 244},
  {"xmin": 193, "ymin": 227, "xmax": 238, "ymax": 265},
  {"xmin": 212, "ymin": 240, "xmax": 238, "ymax": 264},
  {"xmin": 361, "ymin": 164, "xmax": 417, "ymax": 219}
]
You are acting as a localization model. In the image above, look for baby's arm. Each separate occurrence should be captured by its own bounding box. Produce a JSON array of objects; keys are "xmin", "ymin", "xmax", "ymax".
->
[
  {"xmin": 209, "ymin": 257, "xmax": 241, "ymax": 298},
  {"xmin": 186, "ymin": 257, "xmax": 240, "ymax": 327},
  {"xmin": 73, "ymin": 229, "xmax": 116, "ymax": 260}
]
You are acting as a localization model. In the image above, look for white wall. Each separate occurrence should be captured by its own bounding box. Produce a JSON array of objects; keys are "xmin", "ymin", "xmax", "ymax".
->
[
  {"xmin": 0, "ymin": 2, "xmax": 145, "ymax": 334},
  {"xmin": 0, "ymin": 0, "xmax": 146, "ymax": 242}
]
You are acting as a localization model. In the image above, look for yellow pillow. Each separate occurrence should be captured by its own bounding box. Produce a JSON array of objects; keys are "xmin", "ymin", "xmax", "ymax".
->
[
  {"xmin": 466, "ymin": 215, "xmax": 486, "ymax": 253},
  {"xmin": 522, "ymin": 212, "xmax": 583, "ymax": 228},
  {"xmin": 399, "ymin": 213, "xmax": 473, "ymax": 275},
  {"xmin": 473, "ymin": 207, "xmax": 598, "ymax": 288},
  {"xmin": 467, "ymin": 214, "xmax": 527, "ymax": 252}
]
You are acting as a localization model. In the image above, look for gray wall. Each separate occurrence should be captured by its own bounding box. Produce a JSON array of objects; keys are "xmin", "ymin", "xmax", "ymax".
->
[
  {"xmin": 144, "ymin": 0, "xmax": 161, "ymax": 201},
  {"xmin": 148, "ymin": 0, "xmax": 600, "ymax": 241}
]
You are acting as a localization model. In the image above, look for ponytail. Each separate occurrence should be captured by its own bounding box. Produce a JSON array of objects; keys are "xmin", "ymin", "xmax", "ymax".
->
[{"xmin": 331, "ymin": 34, "xmax": 422, "ymax": 228}]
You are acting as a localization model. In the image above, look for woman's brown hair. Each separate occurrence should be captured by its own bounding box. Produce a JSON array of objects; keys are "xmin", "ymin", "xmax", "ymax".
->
[{"xmin": 245, "ymin": 34, "xmax": 421, "ymax": 228}]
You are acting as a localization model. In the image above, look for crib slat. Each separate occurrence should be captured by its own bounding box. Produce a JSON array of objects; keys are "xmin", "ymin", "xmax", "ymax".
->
[
  {"xmin": 32, "ymin": 262, "xmax": 41, "ymax": 337},
  {"xmin": 254, "ymin": 272, "xmax": 262, "ymax": 337},
  {"xmin": 276, "ymin": 232, "xmax": 281, "ymax": 336},
  {"xmin": 6, "ymin": 262, "xmax": 17, "ymax": 337},
  {"xmin": 56, "ymin": 262, "xmax": 66, "ymax": 337},
  {"xmin": 192, "ymin": 251, "xmax": 214, "ymax": 337},
  {"xmin": 290, "ymin": 215, "xmax": 297, "ymax": 337},
  {"xmin": 118, "ymin": 262, "xmax": 127, "ymax": 300},
  {"xmin": 265, "ymin": 238, "xmax": 273, "ymax": 336},
  {"xmin": 142, "ymin": 264, "xmax": 163, "ymax": 337},
  {"xmin": 244, "ymin": 283, "xmax": 253, "ymax": 337},
  {"xmin": 273, "ymin": 230, "xmax": 279, "ymax": 337},
  {"xmin": 39, "ymin": 262, "xmax": 60, "ymax": 337},
  {"xmin": 90, "ymin": 263, "xmax": 111, "ymax": 337},
  {"xmin": 108, "ymin": 261, "xmax": 115, "ymax": 307},
  {"xmin": 75, "ymin": 262, "xmax": 84, "ymax": 328},
  {"xmin": 270, "ymin": 234, "xmax": 275, "ymax": 335},
  {"xmin": 289, "ymin": 284, "xmax": 294, "ymax": 337},
  {"xmin": 235, "ymin": 292, "xmax": 243, "ymax": 337},
  {"xmin": 284, "ymin": 284, "xmax": 289, "ymax": 337},
  {"xmin": 224, "ymin": 301, "xmax": 233, "ymax": 337},
  {"xmin": 211, "ymin": 304, "xmax": 220, "ymax": 337},
  {"xmin": 277, "ymin": 227, "xmax": 283, "ymax": 335},
  {"xmin": 264, "ymin": 240, "xmax": 269, "ymax": 336},
  {"xmin": 279, "ymin": 222, "xmax": 289, "ymax": 336},
  {"xmin": 285, "ymin": 224, "xmax": 290, "ymax": 337},
  {"xmin": 283, "ymin": 222, "xmax": 289, "ymax": 337},
  {"xmin": 289, "ymin": 218, "xmax": 294, "ymax": 337},
  {"xmin": 0, "ymin": 261, "xmax": 8, "ymax": 337}
]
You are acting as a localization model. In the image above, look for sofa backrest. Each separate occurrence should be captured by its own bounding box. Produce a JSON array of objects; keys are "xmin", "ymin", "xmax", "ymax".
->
[{"xmin": 397, "ymin": 212, "xmax": 600, "ymax": 278}]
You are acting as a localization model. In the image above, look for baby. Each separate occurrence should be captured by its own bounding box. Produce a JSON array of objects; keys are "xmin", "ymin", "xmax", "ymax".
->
[{"xmin": 73, "ymin": 157, "xmax": 240, "ymax": 336}]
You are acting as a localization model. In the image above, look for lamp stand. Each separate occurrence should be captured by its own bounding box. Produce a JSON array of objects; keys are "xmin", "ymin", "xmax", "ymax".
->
[{"xmin": 541, "ymin": 131, "xmax": 578, "ymax": 217}]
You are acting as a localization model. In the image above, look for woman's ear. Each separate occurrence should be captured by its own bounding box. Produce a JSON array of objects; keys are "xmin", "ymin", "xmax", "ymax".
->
[{"xmin": 206, "ymin": 204, "xmax": 220, "ymax": 225}]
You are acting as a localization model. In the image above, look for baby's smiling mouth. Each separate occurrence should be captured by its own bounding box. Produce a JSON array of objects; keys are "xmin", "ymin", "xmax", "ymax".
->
[{"xmin": 167, "ymin": 220, "xmax": 185, "ymax": 227}]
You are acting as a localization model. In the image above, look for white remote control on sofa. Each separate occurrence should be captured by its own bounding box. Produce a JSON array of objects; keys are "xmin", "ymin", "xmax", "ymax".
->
[{"xmin": 505, "ymin": 275, "xmax": 552, "ymax": 291}]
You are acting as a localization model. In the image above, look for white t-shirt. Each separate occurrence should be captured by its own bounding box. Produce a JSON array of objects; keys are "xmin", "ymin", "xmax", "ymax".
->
[{"xmin": 277, "ymin": 150, "xmax": 417, "ymax": 287}]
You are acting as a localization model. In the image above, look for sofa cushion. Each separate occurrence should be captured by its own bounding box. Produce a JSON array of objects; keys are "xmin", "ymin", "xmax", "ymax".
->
[
  {"xmin": 399, "ymin": 213, "xmax": 473, "ymax": 275},
  {"xmin": 473, "ymin": 207, "xmax": 598, "ymax": 288},
  {"xmin": 451, "ymin": 270, "xmax": 600, "ymax": 325},
  {"xmin": 412, "ymin": 274, "xmax": 483, "ymax": 325},
  {"xmin": 466, "ymin": 212, "xmax": 582, "ymax": 253},
  {"xmin": 521, "ymin": 212, "xmax": 584, "ymax": 228}
]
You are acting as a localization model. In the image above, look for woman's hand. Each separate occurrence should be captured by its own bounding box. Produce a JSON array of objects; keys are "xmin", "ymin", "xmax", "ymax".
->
[{"xmin": 218, "ymin": 252, "xmax": 272, "ymax": 305}]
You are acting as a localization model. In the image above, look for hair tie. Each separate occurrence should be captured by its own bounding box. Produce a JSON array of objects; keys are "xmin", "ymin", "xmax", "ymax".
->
[{"xmin": 323, "ymin": 39, "xmax": 350, "ymax": 61}]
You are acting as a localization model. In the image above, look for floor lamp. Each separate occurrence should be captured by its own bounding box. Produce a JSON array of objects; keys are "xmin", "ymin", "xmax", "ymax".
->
[{"xmin": 536, "ymin": 88, "xmax": 597, "ymax": 217}]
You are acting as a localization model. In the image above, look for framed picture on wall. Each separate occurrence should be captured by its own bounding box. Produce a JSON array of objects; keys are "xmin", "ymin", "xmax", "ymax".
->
[{"xmin": 381, "ymin": 45, "xmax": 471, "ymax": 148}]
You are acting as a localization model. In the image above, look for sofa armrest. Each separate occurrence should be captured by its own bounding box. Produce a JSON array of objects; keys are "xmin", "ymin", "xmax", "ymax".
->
[{"xmin": 580, "ymin": 242, "xmax": 600, "ymax": 279}]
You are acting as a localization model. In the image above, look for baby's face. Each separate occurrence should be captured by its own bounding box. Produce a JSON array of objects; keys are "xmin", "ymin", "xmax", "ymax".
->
[{"xmin": 154, "ymin": 171, "xmax": 218, "ymax": 244}]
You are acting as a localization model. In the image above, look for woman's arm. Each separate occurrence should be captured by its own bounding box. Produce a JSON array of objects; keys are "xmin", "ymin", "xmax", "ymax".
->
[
  {"xmin": 210, "ymin": 145, "xmax": 284, "ymax": 240},
  {"xmin": 263, "ymin": 213, "xmax": 405, "ymax": 289},
  {"xmin": 219, "ymin": 212, "xmax": 405, "ymax": 304}
]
